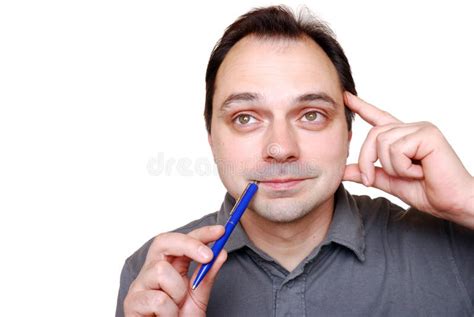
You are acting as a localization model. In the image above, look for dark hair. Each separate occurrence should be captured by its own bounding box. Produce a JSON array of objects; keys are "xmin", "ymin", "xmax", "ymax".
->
[{"xmin": 204, "ymin": 5, "xmax": 357, "ymax": 133}]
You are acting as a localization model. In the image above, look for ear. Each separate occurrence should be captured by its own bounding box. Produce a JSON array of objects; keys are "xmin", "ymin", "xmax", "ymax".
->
[
  {"xmin": 208, "ymin": 133, "xmax": 217, "ymax": 164},
  {"xmin": 208, "ymin": 133, "xmax": 213, "ymax": 148}
]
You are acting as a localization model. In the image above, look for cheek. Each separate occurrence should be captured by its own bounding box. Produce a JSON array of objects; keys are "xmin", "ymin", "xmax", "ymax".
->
[
  {"xmin": 210, "ymin": 133, "xmax": 255, "ymax": 197},
  {"xmin": 211, "ymin": 124, "xmax": 259, "ymax": 158},
  {"xmin": 211, "ymin": 134, "xmax": 252, "ymax": 176},
  {"xmin": 301, "ymin": 126, "xmax": 349, "ymax": 161}
]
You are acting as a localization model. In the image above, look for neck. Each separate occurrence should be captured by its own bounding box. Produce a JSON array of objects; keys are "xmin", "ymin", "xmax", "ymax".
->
[{"xmin": 240, "ymin": 196, "xmax": 334, "ymax": 272}]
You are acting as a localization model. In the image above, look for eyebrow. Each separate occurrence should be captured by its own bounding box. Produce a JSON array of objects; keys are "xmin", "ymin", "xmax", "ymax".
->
[
  {"xmin": 220, "ymin": 92, "xmax": 261, "ymax": 111},
  {"xmin": 295, "ymin": 93, "xmax": 336, "ymax": 107},
  {"xmin": 219, "ymin": 92, "xmax": 337, "ymax": 112}
]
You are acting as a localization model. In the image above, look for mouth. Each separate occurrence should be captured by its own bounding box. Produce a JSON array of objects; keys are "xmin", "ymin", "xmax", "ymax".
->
[{"xmin": 258, "ymin": 178, "xmax": 308, "ymax": 191}]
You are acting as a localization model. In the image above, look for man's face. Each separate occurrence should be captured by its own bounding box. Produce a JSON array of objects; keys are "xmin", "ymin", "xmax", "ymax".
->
[{"xmin": 209, "ymin": 35, "xmax": 351, "ymax": 223}]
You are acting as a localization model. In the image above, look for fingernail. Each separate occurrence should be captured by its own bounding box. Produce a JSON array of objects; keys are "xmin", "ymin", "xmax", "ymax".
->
[
  {"xmin": 198, "ymin": 246, "xmax": 213, "ymax": 260},
  {"xmin": 361, "ymin": 174, "xmax": 369, "ymax": 187}
]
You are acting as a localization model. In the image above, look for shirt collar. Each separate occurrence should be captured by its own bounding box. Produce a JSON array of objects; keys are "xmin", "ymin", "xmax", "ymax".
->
[
  {"xmin": 215, "ymin": 183, "xmax": 366, "ymax": 262},
  {"xmin": 324, "ymin": 184, "xmax": 366, "ymax": 262}
]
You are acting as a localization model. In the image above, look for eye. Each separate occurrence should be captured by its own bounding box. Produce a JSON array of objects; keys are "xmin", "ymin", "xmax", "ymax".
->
[
  {"xmin": 233, "ymin": 113, "xmax": 257, "ymax": 125},
  {"xmin": 300, "ymin": 110, "xmax": 324, "ymax": 123}
]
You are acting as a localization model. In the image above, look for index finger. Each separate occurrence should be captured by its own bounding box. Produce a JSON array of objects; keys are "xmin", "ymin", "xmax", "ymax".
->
[
  {"xmin": 145, "ymin": 225, "xmax": 225, "ymax": 265},
  {"xmin": 344, "ymin": 92, "xmax": 401, "ymax": 126}
]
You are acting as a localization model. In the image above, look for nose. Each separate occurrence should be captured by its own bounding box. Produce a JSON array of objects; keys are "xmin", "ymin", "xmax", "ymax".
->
[{"xmin": 262, "ymin": 119, "xmax": 300, "ymax": 163}]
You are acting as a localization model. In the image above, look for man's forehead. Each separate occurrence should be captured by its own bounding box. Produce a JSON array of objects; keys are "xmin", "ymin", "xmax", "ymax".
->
[
  {"xmin": 219, "ymin": 34, "xmax": 330, "ymax": 67},
  {"xmin": 213, "ymin": 35, "xmax": 342, "ymax": 110}
]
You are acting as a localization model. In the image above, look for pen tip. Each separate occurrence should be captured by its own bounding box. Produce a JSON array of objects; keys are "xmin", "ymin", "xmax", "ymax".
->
[{"xmin": 191, "ymin": 285, "xmax": 197, "ymax": 290}]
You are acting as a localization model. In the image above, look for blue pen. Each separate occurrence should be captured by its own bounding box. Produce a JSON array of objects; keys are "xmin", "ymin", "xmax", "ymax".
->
[{"xmin": 192, "ymin": 181, "xmax": 259, "ymax": 290}]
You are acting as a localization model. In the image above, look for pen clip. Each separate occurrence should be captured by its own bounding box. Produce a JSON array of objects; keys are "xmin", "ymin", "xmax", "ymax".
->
[{"xmin": 228, "ymin": 183, "xmax": 252, "ymax": 217}]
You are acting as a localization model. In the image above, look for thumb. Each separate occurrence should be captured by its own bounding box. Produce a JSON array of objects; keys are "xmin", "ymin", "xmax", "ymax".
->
[
  {"xmin": 343, "ymin": 164, "xmax": 364, "ymax": 184},
  {"xmin": 180, "ymin": 249, "xmax": 228, "ymax": 315}
]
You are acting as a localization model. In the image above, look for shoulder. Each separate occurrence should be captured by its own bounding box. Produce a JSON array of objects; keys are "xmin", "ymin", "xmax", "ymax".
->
[
  {"xmin": 352, "ymin": 194, "xmax": 447, "ymax": 234},
  {"xmin": 351, "ymin": 193, "xmax": 474, "ymax": 258},
  {"xmin": 351, "ymin": 193, "xmax": 474, "ymax": 304}
]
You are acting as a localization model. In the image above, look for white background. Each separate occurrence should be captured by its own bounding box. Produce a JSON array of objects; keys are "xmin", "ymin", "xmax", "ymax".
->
[{"xmin": 0, "ymin": 1, "xmax": 472, "ymax": 316}]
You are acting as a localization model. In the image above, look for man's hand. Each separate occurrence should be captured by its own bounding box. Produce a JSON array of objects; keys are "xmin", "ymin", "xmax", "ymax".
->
[
  {"xmin": 342, "ymin": 92, "xmax": 474, "ymax": 229},
  {"xmin": 123, "ymin": 225, "xmax": 227, "ymax": 316}
]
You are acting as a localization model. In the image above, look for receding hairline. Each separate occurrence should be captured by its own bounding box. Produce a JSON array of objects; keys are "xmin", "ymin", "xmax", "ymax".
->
[{"xmin": 224, "ymin": 33, "xmax": 323, "ymax": 55}]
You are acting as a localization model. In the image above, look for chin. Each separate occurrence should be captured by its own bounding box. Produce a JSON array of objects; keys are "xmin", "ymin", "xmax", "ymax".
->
[{"xmin": 252, "ymin": 193, "xmax": 326, "ymax": 223}]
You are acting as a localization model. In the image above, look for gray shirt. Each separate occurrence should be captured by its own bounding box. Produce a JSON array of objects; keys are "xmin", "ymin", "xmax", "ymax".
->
[{"xmin": 116, "ymin": 185, "xmax": 474, "ymax": 316}]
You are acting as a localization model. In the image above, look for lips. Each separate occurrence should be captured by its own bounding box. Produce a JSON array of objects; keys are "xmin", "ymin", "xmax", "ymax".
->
[{"xmin": 259, "ymin": 178, "xmax": 307, "ymax": 190}]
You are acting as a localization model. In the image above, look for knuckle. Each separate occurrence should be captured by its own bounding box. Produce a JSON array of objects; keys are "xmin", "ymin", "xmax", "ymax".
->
[
  {"xmin": 150, "ymin": 232, "xmax": 188, "ymax": 256},
  {"xmin": 128, "ymin": 279, "xmax": 140, "ymax": 292},
  {"xmin": 191, "ymin": 225, "xmax": 214, "ymax": 237},
  {"xmin": 123, "ymin": 292, "xmax": 134, "ymax": 311},
  {"xmin": 388, "ymin": 144, "xmax": 398, "ymax": 157},
  {"xmin": 369, "ymin": 125, "xmax": 388, "ymax": 141},
  {"xmin": 153, "ymin": 260, "xmax": 169, "ymax": 278},
  {"xmin": 422, "ymin": 122, "xmax": 439, "ymax": 133},
  {"xmin": 391, "ymin": 138, "xmax": 406, "ymax": 156},
  {"xmin": 124, "ymin": 291, "xmax": 153, "ymax": 313},
  {"xmin": 155, "ymin": 232, "xmax": 171, "ymax": 242},
  {"xmin": 207, "ymin": 225, "xmax": 217, "ymax": 233},
  {"xmin": 152, "ymin": 291, "xmax": 168, "ymax": 307},
  {"xmin": 418, "ymin": 120, "xmax": 432, "ymax": 126},
  {"xmin": 380, "ymin": 110, "xmax": 391, "ymax": 118},
  {"xmin": 150, "ymin": 233, "xmax": 168, "ymax": 251},
  {"xmin": 389, "ymin": 140, "xmax": 401, "ymax": 152},
  {"xmin": 368, "ymin": 126, "xmax": 381, "ymax": 139},
  {"xmin": 376, "ymin": 132, "xmax": 388, "ymax": 146},
  {"xmin": 186, "ymin": 233, "xmax": 203, "ymax": 247}
]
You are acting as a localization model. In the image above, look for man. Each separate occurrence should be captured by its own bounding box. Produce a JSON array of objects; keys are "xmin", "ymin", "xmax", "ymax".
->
[{"xmin": 116, "ymin": 6, "xmax": 473, "ymax": 316}]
